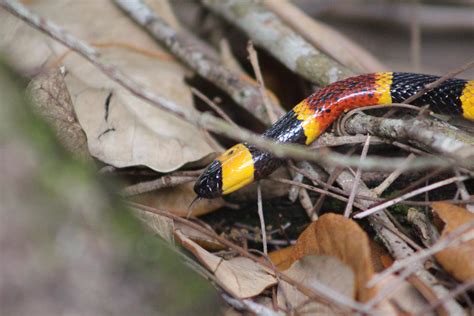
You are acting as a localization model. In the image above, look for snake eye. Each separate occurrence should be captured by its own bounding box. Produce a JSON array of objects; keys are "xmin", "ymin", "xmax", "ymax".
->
[{"xmin": 194, "ymin": 160, "xmax": 223, "ymax": 199}]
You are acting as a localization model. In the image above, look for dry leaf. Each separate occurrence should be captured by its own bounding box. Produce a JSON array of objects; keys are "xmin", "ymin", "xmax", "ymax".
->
[
  {"xmin": 133, "ymin": 208, "xmax": 175, "ymax": 244},
  {"xmin": 0, "ymin": 0, "xmax": 219, "ymax": 172},
  {"xmin": 27, "ymin": 69, "xmax": 89, "ymax": 160},
  {"xmin": 268, "ymin": 246, "xmax": 294, "ymax": 271},
  {"xmin": 175, "ymin": 230, "xmax": 276, "ymax": 298},
  {"xmin": 133, "ymin": 182, "xmax": 226, "ymax": 217},
  {"xmin": 431, "ymin": 202, "xmax": 474, "ymax": 282},
  {"xmin": 290, "ymin": 213, "xmax": 377, "ymax": 302},
  {"xmin": 375, "ymin": 275, "xmax": 431, "ymax": 315},
  {"xmin": 277, "ymin": 255, "xmax": 355, "ymax": 315},
  {"xmin": 175, "ymin": 222, "xmax": 224, "ymax": 251},
  {"xmin": 369, "ymin": 240, "xmax": 392, "ymax": 273}
]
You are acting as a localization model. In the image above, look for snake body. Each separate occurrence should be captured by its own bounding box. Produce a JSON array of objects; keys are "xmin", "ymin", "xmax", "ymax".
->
[{"xmin": 194, "ymin": 72, "xmax": 474, "ymax": 199}]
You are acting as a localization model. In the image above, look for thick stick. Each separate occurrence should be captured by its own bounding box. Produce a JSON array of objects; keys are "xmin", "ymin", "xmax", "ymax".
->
[
  {"xmin": 114, "ymin": 0, "xmax": 284, "ymax": 125},
  {"xmin": 200, "ymin": 0, "xmax": 353, "ymax": 86}
]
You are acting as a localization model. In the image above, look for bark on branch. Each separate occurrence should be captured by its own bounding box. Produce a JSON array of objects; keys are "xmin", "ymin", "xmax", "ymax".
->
[
  {"xmin": 114, "ymin": 0, "xmax": 284, "ymax": 126},
  {"xmin": 200, "ymin": 0, "xmax": 354, "ymax": 86},
  {"xmin": 345, "ymin": 113, "xmax": 474, "ymax": 169}
]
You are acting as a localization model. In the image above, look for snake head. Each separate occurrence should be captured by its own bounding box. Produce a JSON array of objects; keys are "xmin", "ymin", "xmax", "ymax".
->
[{"xmin": 194, "ymin": 144, "xmax": 255, "ymax": 199}]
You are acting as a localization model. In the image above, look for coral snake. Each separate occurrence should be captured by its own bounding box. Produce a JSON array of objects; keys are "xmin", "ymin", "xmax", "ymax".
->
[{"xmin": 194, "ymin": 72, "xmax": 474, "ymax": 199}]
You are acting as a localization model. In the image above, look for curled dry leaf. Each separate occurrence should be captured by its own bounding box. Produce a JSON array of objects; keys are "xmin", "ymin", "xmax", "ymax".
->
[
  {"xmin": 431, "ymin": 202, "xmax": 474, "ymax": 282},
  {"xmin": 290, "ymin": 213, "xmax": 377, "ymax": 302},
  {"xmin": 175, "ymin": 230, "xmax": 276, "ymax": 298},
  {"xmin": 0, "ymin": 0, "xmax": 219, "ymax": 172},
  {"xmin": 277, "ymin": 255, "xmax": 355, "ymax": 315},
  {"xmin": 27, "ymin": 69, "xmax": 89, "ymax": 160},
  {"xmin": 132, "ymin": 182, "xmax": 226, "ymax": 217}
]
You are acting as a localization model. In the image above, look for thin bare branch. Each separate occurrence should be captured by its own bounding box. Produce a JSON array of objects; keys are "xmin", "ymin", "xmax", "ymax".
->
[
  {"xmin": 121, "ymin": 175, "xmax": 196, "ymax": 197},
  {"xmin": 419, "ymin": 279, "xmax": 474, "ymax": 315},
  {"xmin": 114, "ymin": 0, "xmax": 283, "ymax": 125},
  {"xmin": 256, "ymin": 182, "xmax": 268, "ymax": 255},
  {"xmin": 354, "ymin": 176, "xmax": 469, "ymax": 219},
  {"xmin": 190, "ymin": 87, "xmax": 238, "ymax": 128},
  {"xmin": 344, "ymin": 136, "xmax": 371, "ymax": 217},
  {"xmin": 200, "ymin": 0, "xmax": 353, "ymax": 86},
  {"xmin": 373, "ymin": 154, "xmax": 416, "ymax": 196},
  {"xmin": 368, "ymin": 220, "xmax": 474, "ymax": 287},
  {"xmin": 247, "ymin": 41, "xmax": 280, "ymax": 123}
]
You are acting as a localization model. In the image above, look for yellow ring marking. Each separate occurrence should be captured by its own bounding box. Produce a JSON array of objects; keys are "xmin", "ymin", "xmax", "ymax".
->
[
  {"xmin": 217, "ymin": 143, "xmax": 255, "ymax": 195},
  {"xmin": 375, "ymin": 72, "xmax": 393, "ymax": 105},
  {"xmin": 460, "ymin": 81, "xmax": 474, "ymax": 121},
  {"xmin": 293, "ymin": 100, "xmax": 322, "ymax": 145}
]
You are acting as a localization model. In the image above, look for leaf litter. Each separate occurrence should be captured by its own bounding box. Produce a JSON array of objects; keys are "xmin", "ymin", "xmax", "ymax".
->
[{"xmin": 1, "ymin": 0, "xmax": 473, "ymax": 315}]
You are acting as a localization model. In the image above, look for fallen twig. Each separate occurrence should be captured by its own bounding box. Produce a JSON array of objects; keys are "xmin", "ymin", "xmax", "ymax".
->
[
  {"xmin": 121, "ymin": 175, "xmax": 196, "ymax": 197},
  {"xmin": 114, "ymin": 0, "xmax": 283, "ymax": 125},
  {"xmin": 419, "ymin": 279, "xmax": 474, "ymax": 315},
  {"xmin": 272, "ymin": 178, "xmax": 366, "ymax": 211},
  {"xmin": 190, "ymin": 87, "xmax": 238, "ymax": 128},
  {"xmin": 345, "ymin": 113, "xmax": 474, "ymax": 168},
  {"xmin": 354, "ymin": 175, "xmax": 469, "ymax": 219},
  {"xmin": 222, "ymin": 293, "xmax": 283, "ymax": 316},
  {"xmin": 247, "ymin": 41, "xmax": 279, "ymax": 124},
  {"xmin": 344, "ymin": 136, "xmax": 371, "ymax": 217},
  {"xmin": 256, "ymin": 182, "xmax": 268, "ymax": 255},
  {"xmin": 200, "ymin": 0, "xmax": 353, "ymax": 86},
  {"xmin": 373, "ymin": 154, "xmax": 416, "ymax": 196},
  {"xmin": 263, "ymin": 0, "xmax": 387, "ymax": 73},
  {"xmin": 368, "ymin": 220, "xmax": 474, "ymax": 288}
]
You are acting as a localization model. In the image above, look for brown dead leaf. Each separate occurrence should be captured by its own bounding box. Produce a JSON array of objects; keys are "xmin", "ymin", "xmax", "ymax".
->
[
  {"xmin": 268, "ymin": 246, "xmax": 294, "ymax": 271},
  {"xmin": 133, "ymin": 182, "xmax": 226, "ymax": 217},
  {"xmin": 431, "ymin": 202, "xmax": 474, "ymax": 282},
  {"xmin": 277, "ymin": 255, "xmax": 355, "ymax": 315},
  {"xmin": 27, "ymin": 69, "xmax": 89, "ymax": 160},
  {"xmin": 290, "ymin": 213, "xmax": 376, "ymax": 302},
  {"xmin": 369, "ymin": 240, "xmax": 392, "ymax": 272},
  {"xmin": 0, "ymin": 0, "xmax": 220, "ymax": 172},
  {"xmin": 175, "ymin": 222, "xmax": 224, "ymax": 251},
  {"xmin": 175, "ymin": 230, "xmax": 276, "ymax": 298}
]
